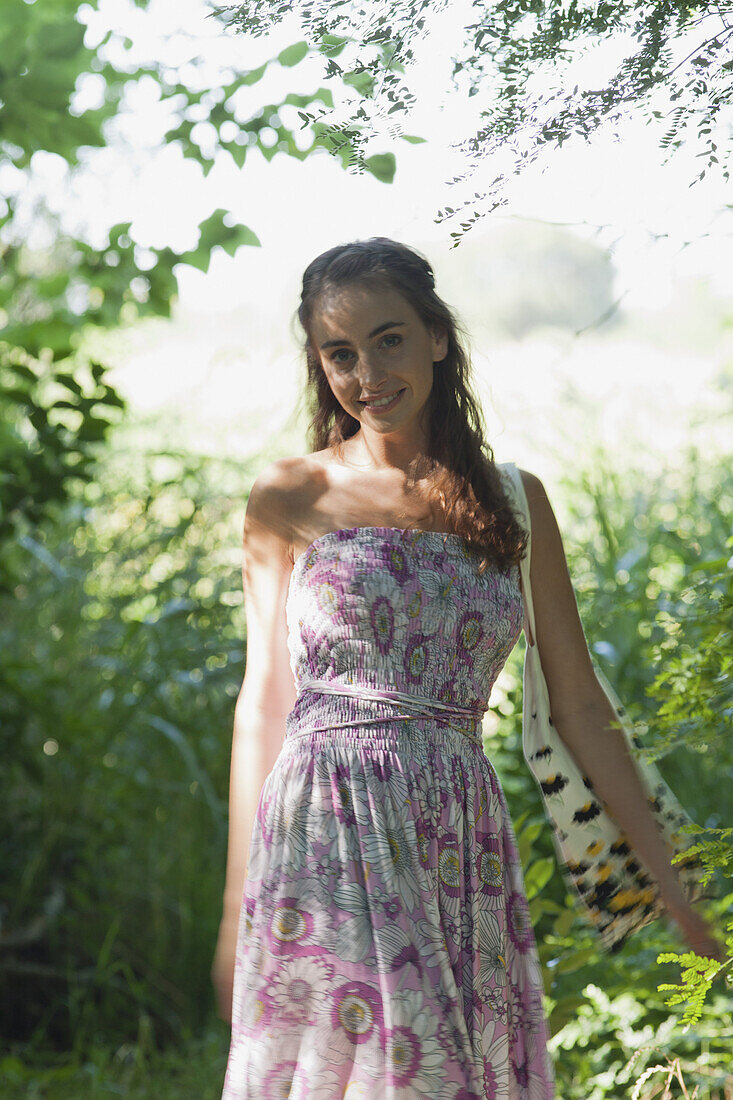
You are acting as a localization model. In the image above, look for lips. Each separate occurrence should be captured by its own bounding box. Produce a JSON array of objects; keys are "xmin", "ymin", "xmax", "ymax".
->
[{"xmin": 359, "ymin": 388, "xmax": 406, "ymax": 406}]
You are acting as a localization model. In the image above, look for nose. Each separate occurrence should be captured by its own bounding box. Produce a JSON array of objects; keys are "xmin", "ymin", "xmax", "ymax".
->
[{"xmin": 354, "ymin": 350, "xmax": 390, "ymax": 391}]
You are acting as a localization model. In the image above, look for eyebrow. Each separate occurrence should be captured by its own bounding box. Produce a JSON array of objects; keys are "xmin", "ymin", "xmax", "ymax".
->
[{"xmin": 319, "ymin": 321, "xmax": 406, "ymax": 350}]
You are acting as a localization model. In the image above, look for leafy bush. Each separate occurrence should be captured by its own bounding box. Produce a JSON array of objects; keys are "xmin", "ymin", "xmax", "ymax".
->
[{"xmin": 1, "ymin": 424, "xmax": 251, "ymax": 1055}]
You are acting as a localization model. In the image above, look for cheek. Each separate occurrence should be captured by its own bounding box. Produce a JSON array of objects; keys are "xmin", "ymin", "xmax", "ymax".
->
[
  {"xmin": 322, "ymin": 364, "xmax": 345, "ymax": 389},
  {"xmin": 325, "ymin": 370, "xmax": 357, "ymax": 402},
  {"xmin": 331, "ymin": 371, "xmax": 352, "ymax": 393}
]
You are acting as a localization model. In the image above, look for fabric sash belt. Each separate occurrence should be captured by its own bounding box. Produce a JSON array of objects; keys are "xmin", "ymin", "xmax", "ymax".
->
[{"xmin": 295, "ymin": 677, "xmax": 486, "ymax": 745}]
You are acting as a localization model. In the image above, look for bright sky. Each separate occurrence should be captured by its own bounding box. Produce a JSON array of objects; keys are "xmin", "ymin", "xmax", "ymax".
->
[
  {"xmin": 24, "ymin": 0, "xmax": 732, "ymax": 477},
  {"xmin": 65, "ymin": 0, "xmax": 732, "ymax": 291}
]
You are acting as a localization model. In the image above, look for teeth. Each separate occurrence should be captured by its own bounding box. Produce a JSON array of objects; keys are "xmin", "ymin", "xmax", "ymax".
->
[{"xmin": 364, "ymin": 390, "xmax": 401, "ymax": 407}]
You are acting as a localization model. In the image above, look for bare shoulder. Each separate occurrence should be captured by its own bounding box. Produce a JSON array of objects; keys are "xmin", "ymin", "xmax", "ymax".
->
[
  {"xmin": 515, "ymin": 468, "xmax": 556, "ymax": 537},
  {"xmin": 244, "ymin": 453, "xmax": 327, "ymax": 565},
  {"xmin": 247, "ymin": 454, "xmax": 317, "ymax": 503},
  {"xmin": 514, "ymin": 467, "xmax": 601, "ymax": 715},
  {"xmin": 236, "ymin": 459, "xmax": 309, "ymax": 722},
  {"xmin": 245, "ymin": 455, "xmax": 299, "ymax": 558},
  {"xmin": 517, "ymin": 468, "xmax": 546, "ymax": 504}
]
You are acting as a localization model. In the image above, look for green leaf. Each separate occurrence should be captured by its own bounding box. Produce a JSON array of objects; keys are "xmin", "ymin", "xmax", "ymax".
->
[
  {"xmin": 555, "ymin": 947, "xmax": 597, "ymax": 974},
  {"xmin": 226, "ymin": 142, "xmax": 248, "ymax": 169},
  {"xmin": 401, "ymin": 134, "xmax": 427, "ymax": 144},
  {"xmin": 219, "ymin": 223, "xmax": 261, "ymax": 254},
  {"xmin": 277, "ymin": 41, "xmax": 309, "ymax": 68},
  {"xmin": 314, "ymin": 86, "xmax": 334, "ymax": 108},
  {"xmin": 318, "ymin": 34, "xmax": 350, "ymax": 57},
  {"xmin": 517, "ymin": 820, "xmax": 543, "ymax": 864},
  {"xmin": 523, "ymin": 856, "xmax": 555, "ymax": 899},
  {"xmin": 179, "ymin": 209, "xmax": 261, "ymax": 272},
  {"xmin": 548, "ymin": 994, "xmax": 587, "ymax": 1033},
  {"xmin": 343, "ymin": 70, "xmax": 375, "ymax": 97},
  {"xmin": 239, "ymin": 62, "xmax": 268, "ymax": 86},
  {"xmin": 363, "ymin": 152, "xmax": 396, "ymax": 183},
  {"xmin": 529, "ymin": 895, "xmax": 563, "ymax": 921},
  {"xmin": 553, "ymin": 906, "xmax": 577, "ymax": 936}
]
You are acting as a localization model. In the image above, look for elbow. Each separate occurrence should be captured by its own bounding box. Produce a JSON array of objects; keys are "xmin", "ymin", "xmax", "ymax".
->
[
  {"xmin": 233, "ymin": 685, "xmax": 294, "ymax": 753},
  {"xmin": 548, "ymin": 667, "xmax": 612, "ymax": 730}
]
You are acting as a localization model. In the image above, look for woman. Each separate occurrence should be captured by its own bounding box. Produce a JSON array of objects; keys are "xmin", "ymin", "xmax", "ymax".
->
[{"xmin": 213, "ymin": 238, "xmax": 722, "ymax": 1099}]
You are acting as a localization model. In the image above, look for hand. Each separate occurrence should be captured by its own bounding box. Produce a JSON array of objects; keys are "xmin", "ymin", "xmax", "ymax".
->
[{"xmin": 668, "ymin": 902, "xmax": 727, "ymax": 964}]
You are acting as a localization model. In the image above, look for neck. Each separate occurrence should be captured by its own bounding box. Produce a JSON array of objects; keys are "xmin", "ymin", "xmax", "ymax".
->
[{"xmin": 345, "ymin": 425, "xmax": 432, "ymax": 481}]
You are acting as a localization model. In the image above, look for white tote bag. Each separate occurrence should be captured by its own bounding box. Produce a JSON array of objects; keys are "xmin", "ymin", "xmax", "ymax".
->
[{"xmin": 499, "ymin": 462, "xmax": 712, "ymax": 952}]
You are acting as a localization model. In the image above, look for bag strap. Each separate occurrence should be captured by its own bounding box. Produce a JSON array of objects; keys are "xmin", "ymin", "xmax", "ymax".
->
[{"xmin": 499, "ymin": 462, "xmax": 536, "ymax": 648}]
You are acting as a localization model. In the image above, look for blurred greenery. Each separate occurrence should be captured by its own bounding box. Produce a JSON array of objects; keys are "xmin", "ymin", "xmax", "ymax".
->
[
  {"xmin": 0, "ymin": 1026, "xmax": 229, "ymax": 1099},
  {"xmin": 0, "ymin": 0, "xmax": 393, "ymax": 592},
  {"xmin": 1, "ymin": 428, "xmax": 251, "ymax": 1055}
]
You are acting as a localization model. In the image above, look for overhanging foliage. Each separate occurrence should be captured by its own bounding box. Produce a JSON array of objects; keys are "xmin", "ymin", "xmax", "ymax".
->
[{"xmin": 216, "ymin": 0, "xmax": 733, "ymax": 243}]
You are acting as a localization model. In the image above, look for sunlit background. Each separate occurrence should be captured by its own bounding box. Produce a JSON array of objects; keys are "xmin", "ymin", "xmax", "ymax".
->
[
  {"xmin": 4, "ymin": 2, "xmax": 732, "ymax": 1095},
  {"xmin": 13, "ymin": 0, "xmax": 732, "ymax": 487}
]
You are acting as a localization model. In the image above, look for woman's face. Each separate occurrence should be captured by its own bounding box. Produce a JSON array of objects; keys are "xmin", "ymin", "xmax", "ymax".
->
[{"xmin": 309, "ymin": 282, "xmax": 448, "ymax": 435}]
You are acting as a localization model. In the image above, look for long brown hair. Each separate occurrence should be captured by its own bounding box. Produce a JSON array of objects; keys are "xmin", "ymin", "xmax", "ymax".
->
[{"xmin": 295, "ymin": 237, "xmax": 528, "ymax": 576}]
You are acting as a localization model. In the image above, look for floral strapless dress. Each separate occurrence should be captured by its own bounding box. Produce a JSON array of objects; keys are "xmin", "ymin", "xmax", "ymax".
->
[{"xmin": 221, "ymin": 525, "xmax": 555, "ymax": 1100}]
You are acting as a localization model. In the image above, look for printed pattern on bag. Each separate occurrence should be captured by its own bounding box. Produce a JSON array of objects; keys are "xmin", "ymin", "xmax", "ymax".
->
[{"xmin": 498, "ymin": 462, "xmax": 712, "ymax": 953}]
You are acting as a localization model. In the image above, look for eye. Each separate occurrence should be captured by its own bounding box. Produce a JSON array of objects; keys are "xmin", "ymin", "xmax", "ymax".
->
[
  {"xmin": 329, "ymin": 333, "xmax": 401, "ymax": 365},
  {"xmin": 331, "ymin": 349, "xmax": 352, "ymax": 365}
]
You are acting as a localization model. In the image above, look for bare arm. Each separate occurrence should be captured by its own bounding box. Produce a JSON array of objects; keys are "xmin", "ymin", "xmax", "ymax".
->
[
  {"xmin": 213, "ymin": 459, "xmax": 299, "ymax": 1019},
  {"xmin": 520, "ymin": 470, "xmax": 691, "ymax": 915},
  {"xmin": 220, "ymin": 463, "xmax": 298, "ymax": 919}
]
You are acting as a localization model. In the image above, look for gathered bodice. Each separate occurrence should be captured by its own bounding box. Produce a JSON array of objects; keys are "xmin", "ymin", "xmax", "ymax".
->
[{"xmin": 284, "ymin": 525, "xmax": 524, "ymax": 742}]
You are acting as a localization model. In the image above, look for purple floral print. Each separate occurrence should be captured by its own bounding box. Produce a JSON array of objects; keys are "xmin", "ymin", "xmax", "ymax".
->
[{"xmin": 222, "ymin": 525, "xmax": 555, "ymax": 1099}]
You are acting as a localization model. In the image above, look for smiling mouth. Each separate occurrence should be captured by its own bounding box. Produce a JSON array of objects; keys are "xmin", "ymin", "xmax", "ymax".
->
[{"xmin": 359, "ymin": 388, "xmax": 406, "ymax": 409}]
